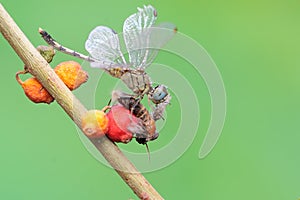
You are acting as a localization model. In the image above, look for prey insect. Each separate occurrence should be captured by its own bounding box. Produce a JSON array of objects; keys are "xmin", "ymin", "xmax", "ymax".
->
[
  {"xmin": 39, "ymin": 5, "xmax": 176, "ymax": 120},
  {"xmin": 112, "ymin": 90, "xmax": 158, "ymax": 145},
  {"xmin": 112, "ymin": 90, "xmax": 158, "ymax": 160}
]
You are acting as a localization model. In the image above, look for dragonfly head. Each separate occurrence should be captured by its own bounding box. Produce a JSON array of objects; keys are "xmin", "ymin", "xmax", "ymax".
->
[{"xmin": 149, "ymin": 85, "xmax": 169, "ymax": 104}]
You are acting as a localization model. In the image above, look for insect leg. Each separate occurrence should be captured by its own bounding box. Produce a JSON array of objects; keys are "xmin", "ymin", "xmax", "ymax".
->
[
  {"xmin": 107, "ymin": 98, "xmax": 112, "ymax": 106},
  {"xmin": 101, "ymin": 105, "xmax": 111, "ymax": 112},
  {"xmin": 152, "ymin": 94, "xmax": 171, "ymax": 121},
  {"xmin": 147, "ymin": 95, "xmax": 155, "ymax": 113},
  {"xmin": 130, "ymin": 95, "xmax": 143, "ymax": 116}
]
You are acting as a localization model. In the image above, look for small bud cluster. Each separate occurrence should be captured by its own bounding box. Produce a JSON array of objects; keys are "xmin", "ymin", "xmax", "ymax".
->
[{"xmin": 16, "ymin": 61, "xmax": 88, "ymax": 104}]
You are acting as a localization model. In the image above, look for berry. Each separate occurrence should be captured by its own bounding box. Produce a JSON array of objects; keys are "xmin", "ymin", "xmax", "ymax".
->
[
  {"xmin": 54, "ymin": 61, "xmax": 88, "ymax": 90},
  {"xmin": 106, "ymin": 105, "xmax": 140, "ymax": 143},
  {"xmin": 18, "ymin": 76, "xmax": 54, "ymax": 104},
  {"xmin": 16, "ymin": 60, "xmax": 89, "ymax": 104},
  {"xmin": 81, "ymin": 109, "xmax": 109, "ymax": 138}
]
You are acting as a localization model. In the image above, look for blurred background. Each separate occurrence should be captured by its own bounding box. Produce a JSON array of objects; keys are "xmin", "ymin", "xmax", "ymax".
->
[{"xmin": 1, "ymin": 0, "xmax": 300, "ymax": 199}]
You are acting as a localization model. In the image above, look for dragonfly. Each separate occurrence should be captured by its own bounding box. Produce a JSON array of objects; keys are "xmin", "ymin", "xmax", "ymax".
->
[{"xmin": 39, "ymin": 5, "xmax": 176, "ymax": 120}]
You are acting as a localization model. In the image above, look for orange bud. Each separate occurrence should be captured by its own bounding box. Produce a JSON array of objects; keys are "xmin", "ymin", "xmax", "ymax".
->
[
  {"xmin": 18, "ymin": 77, "xmax": 54, "ymax": 104},
  {"xmin": 81, "ymin": 110, "xmax": 109, "ymax": 138},
  {"xmin": 54, "ymin": 61, "xmax": 88, "ymax": 90}
]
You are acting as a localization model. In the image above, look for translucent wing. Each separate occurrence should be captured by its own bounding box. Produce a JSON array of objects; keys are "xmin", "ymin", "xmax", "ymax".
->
[
  {"xmin": 85, "ymin": 26, "xmax": 127, "ymax": 69},
  {"xmin": 123, "ymin": 5, "xmax": 157, "ymax": 69},
  {"xmin": 139, "ymin": 22, "xmax": 177, "ymax": 69}
]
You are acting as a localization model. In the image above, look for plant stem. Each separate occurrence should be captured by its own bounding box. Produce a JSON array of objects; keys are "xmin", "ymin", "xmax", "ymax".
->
[{"xmin": 0, "ymin": 3, "xmax": 163, "ymax": 200}]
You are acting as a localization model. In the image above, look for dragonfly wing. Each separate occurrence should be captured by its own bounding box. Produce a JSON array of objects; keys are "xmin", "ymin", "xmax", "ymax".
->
[
  {"xmin": 127, "ymin": 120, "xmax": 149, "ymax": 140},
  {"xmin": 139, "ymin": 22, "xmax": 177, "ymax": 69},
  {"xmin": 85, "ymin": 26, "xmax": 127, "ymax": 69},
  {"xmin": 123, "ymin": 5, "xmax": 157, "ymax": 69}
]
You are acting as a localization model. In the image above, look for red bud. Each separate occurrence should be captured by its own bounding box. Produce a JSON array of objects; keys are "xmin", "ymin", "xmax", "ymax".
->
[{"xmin": 106, "ymin": 105, "xmax": 140, "ymax": 143}]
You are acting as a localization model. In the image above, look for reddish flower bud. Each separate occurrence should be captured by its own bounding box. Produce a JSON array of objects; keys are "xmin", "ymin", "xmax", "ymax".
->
[
  {"xmin": 54, "ymin": 61, "xmax": 88, "ymax": 90},
  {"xmin": 16, "ymin": 73, "xmax": 54, "ymax": 104},
  {"xmin": 17, "ymin": 61, "xmax": 88, "ymax": 104},
  {"xmin": 106, "ymin": 105, "xmax": 140, "ymax": 143}
]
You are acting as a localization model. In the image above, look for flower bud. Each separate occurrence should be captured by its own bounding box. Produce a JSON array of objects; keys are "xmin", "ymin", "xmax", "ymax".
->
[
  {"xmin": 106, "ymin": 105, "xmax": 140, "ymax": 143},
  {"xmin": 82, "ymin": 110, "xmax": 109, "ymax": 138},
  {"xmin": 18, "ymin": 77, "xmax": 54, "ymax": 104},
  {"xmin": 54, "ymin": 61, "xmax": 88, "ymax": 90}
]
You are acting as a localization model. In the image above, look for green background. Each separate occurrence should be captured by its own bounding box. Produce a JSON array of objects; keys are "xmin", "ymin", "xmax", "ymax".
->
[{"xmin": 1, "ymin": 0, "xmax": 300, "ymax": 199}]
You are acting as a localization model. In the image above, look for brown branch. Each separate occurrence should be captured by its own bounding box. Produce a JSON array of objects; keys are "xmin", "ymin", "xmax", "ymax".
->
[{"xmin": 0, "ymin": 3, "xmax": 163, "ymax": 200}]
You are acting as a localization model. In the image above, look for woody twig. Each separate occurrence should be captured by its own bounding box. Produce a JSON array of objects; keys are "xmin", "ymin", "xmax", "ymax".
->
[{"xmin": 0, "ymin": 3, "xmax": 162, "ymax": 200}]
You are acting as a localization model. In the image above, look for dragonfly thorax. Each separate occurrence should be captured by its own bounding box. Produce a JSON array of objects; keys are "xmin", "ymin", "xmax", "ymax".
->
[
  {"xmin": 107, "ymin": 67, "xmax": 126, "ymax": 79},
  {"xmin": 120, "ymin": 70, "xmax": 152, "ymax": 96}
]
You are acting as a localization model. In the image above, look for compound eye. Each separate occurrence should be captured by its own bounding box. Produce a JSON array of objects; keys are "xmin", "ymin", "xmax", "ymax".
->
[
  {"xmin": 153, "ymin": 91, "xmax": 167, "ymax": 101},
  {"xmin": 153, "ymin": 86, "xmax": 168, "ymax": 101}
]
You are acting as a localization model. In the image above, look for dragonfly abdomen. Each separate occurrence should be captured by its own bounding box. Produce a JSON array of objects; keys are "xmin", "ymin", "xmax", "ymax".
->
[{"xmin": 39, "ymin": 28, "xmax": 95, "ymax": 63}]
